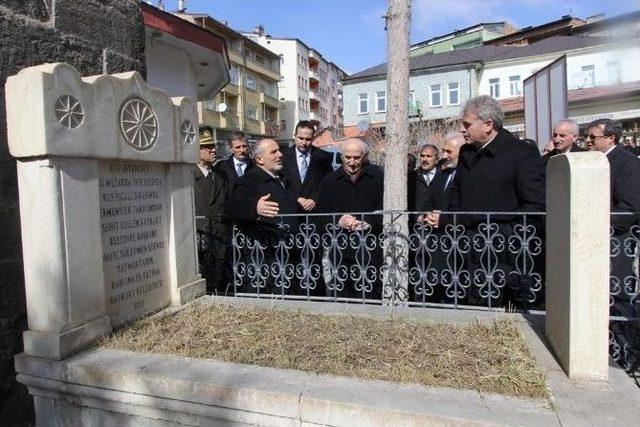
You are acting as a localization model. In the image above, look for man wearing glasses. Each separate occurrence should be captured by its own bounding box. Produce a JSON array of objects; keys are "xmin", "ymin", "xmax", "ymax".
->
[
  {"xmin": 586, "ymin": 119, "xmax": 640, "ymax": 230},
  {"xmin": 542, "ymin": 119, "xmax": 585, "ymax": 164},
  {"xmin": 281, "ymin": 120, "xmax": 333, "ymax": 212}
]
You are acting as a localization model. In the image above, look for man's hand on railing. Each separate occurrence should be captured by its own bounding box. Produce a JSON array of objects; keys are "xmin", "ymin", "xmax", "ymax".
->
[
  {"xmin": 338, "ymin": 214, "xmax": 370, "ymax": 231},
  {"xmin": 297, "ymin": 197, "xmax": 316, "ymax": 212},
  {"xmin": 424, "ymin": 211, "xmax": 441, "ymax": 228},
  {"xmin": 256, "ymin": 194, "xmax": 280, "ymax": 217}
]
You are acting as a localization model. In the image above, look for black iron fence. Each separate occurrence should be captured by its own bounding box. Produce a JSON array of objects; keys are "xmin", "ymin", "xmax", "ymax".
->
[{"xmin": 195, "ymin": 211, "xmax": 640, "ymax": 380}]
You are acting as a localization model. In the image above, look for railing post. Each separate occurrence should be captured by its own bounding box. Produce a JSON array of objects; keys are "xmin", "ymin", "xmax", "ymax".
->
[{"xmin": 545, "ymin": 152, "xmax": 610, "ymax": 382}]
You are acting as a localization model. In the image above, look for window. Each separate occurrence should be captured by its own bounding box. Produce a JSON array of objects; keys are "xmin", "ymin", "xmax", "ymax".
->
[
  {"xmin": 429, "ymin": 84, "xmax": 442, "ymax": 107},
  {"xmin": 408, "ymin": 90, "xmax": 415, "ymax": 105},
  {"xmin": 280, "ymin": 120, "xmax": 286, "ymax": 131},
  {"xmin": 509, "ymin": 76, "xmax": 521, "ymax": 97},
  {"xmin": 489, "ymin": 78, "xmax": 500, "ymax": 98},
  {"xmin": 607, "ymin": 61, "xmax": 621, "ymax": 84},
  {"xmin": 244, "ymin": 73, "xmax": 257, "ymax": 91},
  {"xmin": 375, "ymin": 91, "xmax": 386, "ymax": 112},
  {"xmin": 358, "ymin": 93, "xmax": 368, "ymax": 114},
  {"xmin": 581, "ymin": 65, "xmax": 595, "ymax": 87},
  {"xmin": 229, "ymin": 64, "xmax": 240, "ymax": 85},
  {"xmin": 447, "ymin": 82, "xmax": 459, "ymax": 105},
  {"xmin": 245, "ymin": 104, "xmax": 257, "ymax": 120}
]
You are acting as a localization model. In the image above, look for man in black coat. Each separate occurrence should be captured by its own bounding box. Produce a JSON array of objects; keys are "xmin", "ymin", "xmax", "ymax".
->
[
  {"xmin": 425, "ymin": 96, "xmax": 546, "ymax": 308},
  {"xmin": 413, "ymin": 144, "xmax": 440, "ymax": 212},
  {"xmin": 542, "ymin": 119, "xmax": 585, "ymax": 164},
  {"xmin": 215, "ymin": 131, "xmax": 253, "ymax": 192},
  {"xmin": 225, "ymin": 138, "xmax": 298, "ymax": 295},
  {"xmin": 316, "ymin": 138, "xmax": 384, "ymax": 300},
  {"xmin": 281, "ymin": 120, "xmax": 333, "ymax": 212},
  {"xmin": 193, "ymin": 126, "xmax": 229, "ymax": 294},
  {"xmin": 588, "ymin": 118, "xmax": 640, "ymax": 361}
]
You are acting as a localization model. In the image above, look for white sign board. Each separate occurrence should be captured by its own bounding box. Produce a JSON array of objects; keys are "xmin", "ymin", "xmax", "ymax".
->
[{"xmin": 523, "ymin": 56, "xmax": 568, "ymax": 152}]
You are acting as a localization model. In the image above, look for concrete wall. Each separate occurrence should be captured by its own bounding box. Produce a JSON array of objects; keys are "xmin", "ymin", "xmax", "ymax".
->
[{"xmin": 0, "ymin": 1, "xmax": 145, "ymax": 424}]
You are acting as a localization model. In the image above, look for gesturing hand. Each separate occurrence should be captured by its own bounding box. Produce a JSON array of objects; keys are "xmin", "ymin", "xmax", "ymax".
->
[{"xmin": 257, "ymin": 194, "xmax": 280, "ymax": 217}]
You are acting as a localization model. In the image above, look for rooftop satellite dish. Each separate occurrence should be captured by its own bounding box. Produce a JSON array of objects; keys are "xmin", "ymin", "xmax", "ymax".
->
[
  {"xmin": 216, "ymin": 102, "xmax": 228, "ymax": 113},
  {"xmin": 356, "ymin": 119, "xmax": 370, "ymax": 132}
]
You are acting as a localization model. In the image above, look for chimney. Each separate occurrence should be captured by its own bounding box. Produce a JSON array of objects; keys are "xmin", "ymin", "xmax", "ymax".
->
[
  {"xmin": 157, "ymin": 0, "xmax": 165, "ymax": 10},
  {"xmin": 177, "ymin": 0, "xmax": 186, "ymax": 13},
  {"xmin": 252, "ymin": 24, "xmax": 265, "ymax": 35}
]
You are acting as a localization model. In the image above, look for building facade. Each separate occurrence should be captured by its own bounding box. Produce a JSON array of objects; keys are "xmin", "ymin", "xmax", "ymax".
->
[
  {"xmin": 177, "ymin": 13, "xmax": 281, "ymax": 146},
  {"xmin": 244, "ymin": 28, "xmax": 347, "ymax": 144},
  {"xmin": 410, "ymin": 22, "xmax": 515, "ymax": 56},
  {"xmin": 478, "ymin": 37, "xmax": 640, "ymax": 142}
]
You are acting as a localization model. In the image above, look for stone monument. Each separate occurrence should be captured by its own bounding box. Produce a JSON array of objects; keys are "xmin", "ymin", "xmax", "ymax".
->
[{"xmin": 5, "ymin": 63, "xmax": 205, "ymax": 360}]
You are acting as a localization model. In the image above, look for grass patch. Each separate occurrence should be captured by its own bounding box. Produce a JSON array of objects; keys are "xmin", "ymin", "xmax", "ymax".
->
[{"xmin": 100, "ymin": 302, "xmax": 547, "ymax": 398}]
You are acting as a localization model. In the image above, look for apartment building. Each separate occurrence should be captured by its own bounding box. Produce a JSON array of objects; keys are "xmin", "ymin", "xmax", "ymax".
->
[
  {"xmin": 177, "ymin": 13, "xmax": 281, "ymax": 145},
  {"xmin": 244, "ymin": 27, "xmax": 347, "ymax": 144}
]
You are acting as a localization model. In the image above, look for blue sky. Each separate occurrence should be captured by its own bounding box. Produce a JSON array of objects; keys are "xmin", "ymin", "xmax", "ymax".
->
[{"xmin": 181, "ymin": 0, "xmax": 637, "ymax": 74}]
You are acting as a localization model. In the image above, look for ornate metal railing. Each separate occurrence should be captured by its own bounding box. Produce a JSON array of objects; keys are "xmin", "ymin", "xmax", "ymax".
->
[
  {"xmin": 229, "ymin": 211, "xmax": 546, "ymax": 311},
  {"xmin": 609, "ymin": 214, "xmax": 640, "ymax": 379},
  {"xmin": 195, "ymin": 211, "xmax": 640, "ymax": 380}
]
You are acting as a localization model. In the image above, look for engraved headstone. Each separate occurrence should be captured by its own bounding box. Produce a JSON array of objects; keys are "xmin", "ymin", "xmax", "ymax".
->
[{"xmin": 5, "ymin": 63, "xmax": 205, "ymax": 359}]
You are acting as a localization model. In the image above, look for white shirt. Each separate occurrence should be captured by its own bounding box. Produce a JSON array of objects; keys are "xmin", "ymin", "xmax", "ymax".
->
[
  {"xmin": 480, "ymin": 132, "xmax": 499, "ymax": 151},
  {"xmin": 197, "ymin": 164, "xmax": 211, "ymax": 178},
  {"xmin": 297, "ymin": 149, "xmax": 310, "ymax": 176},
  {"xmin": 422, "ymin": 168, "xmax": 436, "ymax": 185},
  {"xmin": 604, "ymin": 145, "xmax": 616, "ymax": 156},
  {"xmin": 233, "ymin": 157, "xmax": 247, "ymax": 176}
]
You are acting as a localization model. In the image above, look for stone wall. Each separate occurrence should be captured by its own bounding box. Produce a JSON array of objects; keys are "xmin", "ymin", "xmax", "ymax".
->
[{"xmin": 0, "ymin": 1, "xmax": 145, "ymax": 424}]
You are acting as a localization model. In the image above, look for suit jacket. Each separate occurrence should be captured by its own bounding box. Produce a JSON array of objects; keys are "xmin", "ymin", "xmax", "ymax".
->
[
  {"xmin": 225, "ymin": 166, "xmax": 298, "ymax": 230},
  {"xmin": 281, "ymin": 146, "xmax": 333, "ymax": 204},
  {"xmin": 448, "ymin": 128, "xmax": 546, "ymax": 214},
  {"xmin": 413, "ymin": 167, "xmax": 441, "ymax": 212},
  {"xmin": 215, "ymin": 156, "xmax": 254, "ymax": 192},
  {"xmin": 422, "ymin": 168, "xmax": 455, "ymax": 211},
  {"xmin": 193, "ymin": 166, "xmax": 228, "ymax": 230},
  {"xmin": 607, "ymin": 145, "xmax": 640, "ymax": 231},
  {"xmin": 316, "ymin": 165, "xmax": 384, "ymax": 229},
  {"xmin": 542, "ymin": 143, "xmax": 585, "ymax": 164}
]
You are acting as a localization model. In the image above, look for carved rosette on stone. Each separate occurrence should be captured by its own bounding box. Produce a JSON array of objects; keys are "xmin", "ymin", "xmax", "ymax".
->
[{"xmin": 5, "ymin": 63, "xmax": 206, "ymax": 360}]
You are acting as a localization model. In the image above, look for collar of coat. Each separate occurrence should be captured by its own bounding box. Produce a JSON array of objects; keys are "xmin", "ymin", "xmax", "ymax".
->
[
  {"xmin": 334, "ymin": 164, "xmax": 378, "ymax": 182},
  {"xmin": 252, "ymin": 165, "xmax": 288, "ymax": 185},
  {"xmin": 462, "ymin": 128, "xmax": 514, "ymax": 160}
]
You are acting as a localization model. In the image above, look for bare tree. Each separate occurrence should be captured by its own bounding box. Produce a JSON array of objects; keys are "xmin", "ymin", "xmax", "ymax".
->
[{"xmin": 382, "ymin": 0, "xmax": 410, "ymax": 304}]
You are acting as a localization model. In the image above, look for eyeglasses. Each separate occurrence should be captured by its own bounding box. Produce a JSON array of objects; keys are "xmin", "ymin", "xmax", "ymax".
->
[
  {"xmin": 585, "ymin": 134, "xmax": 608, "ymax": 141},
  {"xmin": 296, "ymin": 136, "xmax": 313, "ymax": 141}
]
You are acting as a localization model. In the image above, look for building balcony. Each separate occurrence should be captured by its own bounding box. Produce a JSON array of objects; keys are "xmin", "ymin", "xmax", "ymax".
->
[
  {"xmin": 309, "ymin": 111, "xmax": 320, "ymax": 122},
  {"xmin": 220, "ymin": 112, "xmax": 240, "ymax": 130},
  {"xmin": 245, "ymin": 57, "xmax": 281, "ymax": 82},
  {"xmin": 309, "ymin": 69, "xmax": 320, "ymax": 83},
  {"xmin": 260, "ymin": 121, "xmax": 278, "ymax": 136},
  {"xmin": 244, "ymin": 117, "xmax": 261, "ymax": 135},
  {"xmin": 259, "ymin": 92, "xmax": 279, "ymax": 108},
  {"xmin": 224, "ymin": 83, "xmax": 240, "ymax": 96},
  {"xmin": 309, "ymin": 89, "xmax": 319, "ymax": 101},
  {"xmin": 308, "ymin": 49, "xmax": 320, "ymax": 66}
]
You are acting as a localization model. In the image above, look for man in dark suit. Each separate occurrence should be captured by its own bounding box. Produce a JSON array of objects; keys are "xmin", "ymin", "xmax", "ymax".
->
[
  {"xmin": 225, "ymin": 138, "xmax": 298, "ymax": 295},
  {"xmin": 425, "ymin": 96, "xmax": 546, "ymax": 308},
  {"xmin": 413, "ymin": 133, "xmax": 464, "ymax": 303},
  {"xmin": 193, "ymin": 126, "xmax": 229, "ymax": 294},
  {"xmin": 588, "ymin": 118, "xmax": 640, "ymax": 360},
  {"xmin": 281, "ymin": 120, "xmax": 333, "ymax": 212},
  {"xmin": 316, "ymin": 138, "xmax": 384, "ymax": 300},
  {"xmin": 215, "ymin": 131, "xmax": 253, "ymax": 191},
  {"xmin": 542, "ymin": 119, "xmax": 585, "ymax": 164},
  {"xmin": 413, "ymin": 144, "xmax": 440, "ymax": 211}
]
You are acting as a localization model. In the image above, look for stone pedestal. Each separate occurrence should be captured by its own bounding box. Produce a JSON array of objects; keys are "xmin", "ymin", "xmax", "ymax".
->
[
  {"xmin": 545, "ymin": 152, "xmax": 610, "ymax": 381},
  {"xmin": 5, "ymin": 63, "xmax": 205, "ymax": 360}
]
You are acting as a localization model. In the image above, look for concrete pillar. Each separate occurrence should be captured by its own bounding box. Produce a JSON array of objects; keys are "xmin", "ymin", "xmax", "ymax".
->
[{"xmin": 545, "ymin": 152, "xmax": 610, "ymax": 381}]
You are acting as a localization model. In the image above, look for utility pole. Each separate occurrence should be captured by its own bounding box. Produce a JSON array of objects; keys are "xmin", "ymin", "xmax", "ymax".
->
[{"xmin": 382, "ymin": 0, "xmax": 411, "ymax": 304}]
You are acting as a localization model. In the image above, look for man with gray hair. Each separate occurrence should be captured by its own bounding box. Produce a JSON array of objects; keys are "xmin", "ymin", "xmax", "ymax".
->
[
  {"xmin": 542, "ymin": 119, "xmax": 585, "ymax": 164},
  {"xmin": 426, "ymin": 95, "xmax": 545, "ymax": 224},
  {"xmin": 424, "ymin": 95, "xmax": 545, "ymax": 306}
]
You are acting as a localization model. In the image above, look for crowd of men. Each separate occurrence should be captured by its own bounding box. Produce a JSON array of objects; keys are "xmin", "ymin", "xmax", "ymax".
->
[{"xmin": 193, "ymin": 95, "xmax": 640, "ymax": 301}]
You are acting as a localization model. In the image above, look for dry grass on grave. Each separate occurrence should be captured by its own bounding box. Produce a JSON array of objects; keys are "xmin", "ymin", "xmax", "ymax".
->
[{"xmin": 100, "ymin": 302, "xmax": 547, "ymax": 398}]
